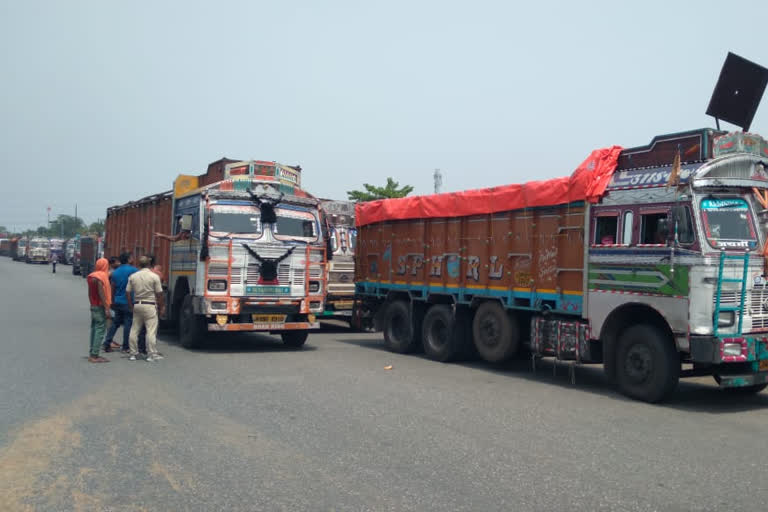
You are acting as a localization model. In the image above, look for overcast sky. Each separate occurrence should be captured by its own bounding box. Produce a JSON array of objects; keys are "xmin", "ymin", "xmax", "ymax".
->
[{"xmin": 2, "ymin": 0, "xmax": 768, "ymax": 230}]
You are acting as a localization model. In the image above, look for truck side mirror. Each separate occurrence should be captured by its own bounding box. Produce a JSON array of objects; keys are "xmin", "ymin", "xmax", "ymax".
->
[{"xmin": 180, "ymin": 214, "xmax": 193, "ymax": 232}]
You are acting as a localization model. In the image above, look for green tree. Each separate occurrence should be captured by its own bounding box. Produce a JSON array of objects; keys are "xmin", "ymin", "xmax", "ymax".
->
[
  {"xmin": 48, "ymin": 215, "xmax": 86, "ymax": 238},
  {"xmin": 0, "ymin": 226, "xmax": 8, "ymax": 235},
  {"xmin": 88, "ymin": 220, "xmax": 105, "ymax": 234},
  {"xmin": 347, "ymin": 178, "xmax": 414, "ymax": 202}
]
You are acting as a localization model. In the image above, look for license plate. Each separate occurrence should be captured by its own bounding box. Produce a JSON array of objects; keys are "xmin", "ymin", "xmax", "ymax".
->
[
  {"xmin": 246, "ymin": 285, "xmax": 290, "ymax": 295},
  {"xmin": 252, "ymin": 314, "xmax": 286, "ymax": 324},
  {"xmin": 760, "ymin": 360, "xmax": 768, "ymax": 371}
]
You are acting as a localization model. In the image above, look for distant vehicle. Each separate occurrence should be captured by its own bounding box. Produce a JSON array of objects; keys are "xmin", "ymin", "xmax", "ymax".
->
[
  {"xmin": 64, "ymin": 239, "xmax": 75, "ymax": 265},
  {"xmin": 26, "ymin": 238, "xmax": 50, "ymax": 264},
  {"xmin": 320, "ymin": 200, "xmax": 356, "ymax": 321},
  {"xmin": 0, "ymin": 238, "xmax": 9, "ymax": 257},
  {"xmin": 75, "ymin": 236, "xmax": 98, "ymax": 276},
  {"xmin": 49, "ymin": 238, "xmax": 65, "ymax": 263},
  {"xmin": 14, "ymin": 237, "xmax": 27, "ymax": 261}
]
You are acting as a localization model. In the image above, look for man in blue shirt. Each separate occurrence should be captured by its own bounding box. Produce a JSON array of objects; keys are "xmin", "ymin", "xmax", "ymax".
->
[{"xmin": 102, "ymin": 252, "xmax": 138, "ymax": 353}]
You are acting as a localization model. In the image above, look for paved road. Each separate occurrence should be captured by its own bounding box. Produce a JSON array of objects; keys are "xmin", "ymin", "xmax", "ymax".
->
[{"xmin": 1, "ymin": 257, "xmax": 768, "ymax": 511}]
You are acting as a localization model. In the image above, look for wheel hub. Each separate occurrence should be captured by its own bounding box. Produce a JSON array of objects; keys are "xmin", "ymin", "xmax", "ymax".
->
[{"xmin": 625, "ymin": 344, "xmax": 653, "ymax": 384}]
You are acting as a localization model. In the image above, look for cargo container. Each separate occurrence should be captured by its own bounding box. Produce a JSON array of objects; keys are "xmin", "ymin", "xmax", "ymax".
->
[
  {"xmin": 105, "ymin": 158, "xmax": 328, "ymax": 349},
  {"xmin": 319, "ymin": 199, "xmax": 356, "ymax": 321},
  {"xmin": 355, "ymin": 129, "xmax": 768, "ymax": 402}
]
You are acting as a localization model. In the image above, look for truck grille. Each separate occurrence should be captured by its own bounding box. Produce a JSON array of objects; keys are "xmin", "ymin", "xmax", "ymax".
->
[{"xmin": 716, "ymin": 289, "xmax": 768, "ymax": 331}]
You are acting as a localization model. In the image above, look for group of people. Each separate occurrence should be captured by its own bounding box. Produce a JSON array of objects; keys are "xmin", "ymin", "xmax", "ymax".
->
[{"xmin": 86, "ymin": 252, "xmax": 166, "ymax": 363}]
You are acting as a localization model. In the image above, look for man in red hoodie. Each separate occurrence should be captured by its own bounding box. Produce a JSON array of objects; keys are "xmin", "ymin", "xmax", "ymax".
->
[{"xmin": 86, "ymin": 258, "xmax": 112, "ymax": 363}]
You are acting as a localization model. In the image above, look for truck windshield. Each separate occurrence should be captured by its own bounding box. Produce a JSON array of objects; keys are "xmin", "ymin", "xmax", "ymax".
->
[
  {"xmin": 700, "ymin": 197, "xmax": 757, "ymax": 249},
  {"xmin": 30, "ymin": 241, "xmax": 49, "ymax": 249},
  {"xmin": 274, "ymin": 208, "xmax": 318, "ymax": 241},
  {"xmin": 210, "ymin": 208, "xmax": 261, "ymax": 235}
]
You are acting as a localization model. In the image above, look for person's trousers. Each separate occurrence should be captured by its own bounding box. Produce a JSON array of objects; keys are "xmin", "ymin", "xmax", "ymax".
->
[
  {"xmin": 52, "ymin": 262, "xmax": 56, "ymax": 273},
  {"xmin": 104, "ymin": 303, "xmax": 133, "ymax": 351},
  {"xmin": 129, "ymin": 304, "xmax": 159, "ymax": 356},
  {"xmin": 89, "ymin": 306, "xmax": 106, "ymax": 357}
]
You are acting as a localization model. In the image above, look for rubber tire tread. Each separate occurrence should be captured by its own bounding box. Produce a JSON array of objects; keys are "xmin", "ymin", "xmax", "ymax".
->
[{"xmin": 615, "ymin": 324, "xmax": 679, "ymax": 403}]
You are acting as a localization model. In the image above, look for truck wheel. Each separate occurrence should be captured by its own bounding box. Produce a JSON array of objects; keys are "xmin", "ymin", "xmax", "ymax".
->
[
  {"xmin": 723, "ymin": 383, "xmax": 768, "ymax": 395},
  {"xmin": 615, "ymin": 324, "xmax": 679, "ymax": 403},
  {"xmin": 422, "ymin": 305, "xmax": 466, "ymax": 362},
  {"xmin": 179, "ymin": 295, "xmax": 206, "ymax": 349},
  {"xmin": 383, "ymin": 300, "xmax": 420, "ymax": 353},
  {"xmin": 281, "ymin": 330, "xmax": 308, "ymax": 348},
  {"xmin": 472, "ymin": 301, "xmax": 518, "ymax": 363}
]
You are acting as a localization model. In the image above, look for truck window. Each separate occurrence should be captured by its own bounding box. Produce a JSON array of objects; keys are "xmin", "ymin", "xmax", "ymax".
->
[
  {"xmin": 273, "ymin": 208, "xmax": 318, "ymax": 242},
  {"xmin": 700, "ymin": 197, "xmax": 757, "ymax": 249},
  {"xmin": 349, "ymin": 229, "xmax": 357, "ymax": 250},
  {"xmin": 594, "ymin": 215, "xmax": 618, "ymax": 245},
  {"xmin": 640, "ymin": 213, "xmax": 668, "ymax": 245},
  {"xmin": 210, "ymin": 209, "xmax": 261, "ymax": 234},
  {"xmin": 622, "ymin": 211, "xmax": 634, "ymax": 245},
  {"xmin": 676, "ymin": 206, "xmax": 695, "ymax": 244}
]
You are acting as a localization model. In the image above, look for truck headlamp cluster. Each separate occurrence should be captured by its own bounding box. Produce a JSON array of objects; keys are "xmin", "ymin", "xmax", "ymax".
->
[
  {"xmin": 208, "ymin": 280, "xmax": 227, "ymax": 291},
  {"xmin": 309, "ymin": 281, "xmax": 321, "ymax": 293}
]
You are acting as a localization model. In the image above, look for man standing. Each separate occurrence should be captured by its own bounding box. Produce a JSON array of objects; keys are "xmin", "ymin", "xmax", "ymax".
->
[
  {"xmin": 51, "ymin": 252, "xmax": 58, "ymax": 273},
  {"xmin": 86, "ymin": 258, "xmax": 112, "ymax": 363},
  {"xmin": 102, "ymin": 252, "xmax": 137, "ymax": 353},
  {"xmin": 127, "ymin": 256, "xmax": 165, "ymax": 362}
]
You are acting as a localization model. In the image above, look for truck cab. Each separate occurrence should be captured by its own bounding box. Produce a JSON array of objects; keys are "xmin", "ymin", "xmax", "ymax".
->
[
  {"xmin": 320, "ymin": 200, "xmax": 356, "ymax": 321},
  {"xmin": 26, "ymin": 238, "xmax": 50, "ymax": 264},
  {"xmin": 168, "ymin": 161, "xmax": 327, "ymax": 348}
]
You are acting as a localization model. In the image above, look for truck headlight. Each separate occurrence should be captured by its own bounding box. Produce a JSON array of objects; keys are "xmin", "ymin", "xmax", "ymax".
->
[
  {"xmin": 723, "ymin": 342, "xmax": 744, "ymax": 357},
  {"xmin": 208, "ymin": 280, "xmax": 227, "ymax": 291},
  {"xmin": 716, "ymin": 311, "xmax": 735, "ymax": 328},
  {"xmin": 309, "ymin": 281, "xmax": 320, "ymax": 293}
]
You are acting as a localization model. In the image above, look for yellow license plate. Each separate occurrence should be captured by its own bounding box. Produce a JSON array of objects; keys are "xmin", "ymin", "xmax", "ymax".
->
[
  {"xmin": 252, "ymin": 314, "xmax": 286, "ymax": 324},
  {"xmin": 760, "ymin": 360, "xmax": 768, "ymax": 371}
]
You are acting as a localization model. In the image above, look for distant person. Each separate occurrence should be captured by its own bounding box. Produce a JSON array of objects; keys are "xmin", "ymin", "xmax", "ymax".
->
[
  {"xmin": 51, "ymin": 253, "xmax": 58, "ymax": 273},
  {"xmin": 102, "ymin": 252, "xmax": 137, "ymax": 353},
  {"xmin": 86, "ymin": 258, "xmax": 112, "ymax": 363},
  {"xmin": 127, "ymin": 256, "xmax": 165, "ymax": 362}
]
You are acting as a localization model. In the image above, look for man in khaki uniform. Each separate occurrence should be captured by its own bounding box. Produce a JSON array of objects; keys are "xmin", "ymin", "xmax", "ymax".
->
[{"xmin": 127, "ymin": 256, "xmax": 165, "ymax": 361}]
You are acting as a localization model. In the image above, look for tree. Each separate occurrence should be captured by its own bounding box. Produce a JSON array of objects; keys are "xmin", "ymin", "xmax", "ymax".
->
[
  {"xmin": 88, "ymin": 220, "xmax": 105, "ymax": 234},
  {"xmin": 48, "ymin": 215, "xmax": 86, "ymax": 238},
  {"xmin": 347, "ymin": 178, "xmax": 414, "ymax": 202}
]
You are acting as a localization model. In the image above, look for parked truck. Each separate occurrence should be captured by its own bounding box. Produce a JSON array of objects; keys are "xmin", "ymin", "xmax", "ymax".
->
[
  {"xmin": 355, "ymin": 129, "xmax": 768, "ymax": 402},
  {"xmin": 0, "ymin": 238, "xmax": 9, "ymax": 257},
  {"xmin": 26, "ymin": 238, "xmax": 50, "ymax": 264},
  {"xmin": 75, "ymin": 236, "xmax": 98, "ymax": 276},
  {"xmin": 13, "ymin": 237, "xmax": 27, "ymax": 261},
  {"xmin": 320, "ymin": 199, "xmax": 356, "ymax": 321},
  {"xmin": 105, "ymin": 158, "xmax": 328, "ymax": 348}
]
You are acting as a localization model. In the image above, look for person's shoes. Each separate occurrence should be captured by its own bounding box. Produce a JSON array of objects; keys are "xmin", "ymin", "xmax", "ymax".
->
[
  {"xmin": 103, "ymin": 345, "xmax": 112, "ymax": 353},
  {"xmin": 121, "ymin": 349, "xmax": 130, "ymax": 354},
  {"xmin": 88, "ymin": 356, "xmax": 109, "ymax": 363},
  {"xmin": 110, "ymin": 342, "xmax": 121, "ymax": 350},
  {"xmin": 150, "ymin": 354, "xmax": 164, "ymax": 361},
  {"xmin": 129, "ymin": 355, "xmax": 137, "ymax": 361}
]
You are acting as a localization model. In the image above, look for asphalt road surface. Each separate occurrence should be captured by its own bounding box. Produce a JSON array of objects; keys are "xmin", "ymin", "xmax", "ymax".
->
[{"xmin": 2, "ymin": 257, "xmax": 768, "ymax": 511}]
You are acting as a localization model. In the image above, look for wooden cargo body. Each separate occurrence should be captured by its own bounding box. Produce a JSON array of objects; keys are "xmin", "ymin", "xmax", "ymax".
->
[
  {"xmin": 356, "ymin": 202, "xmax": 586, "ymax": 315},
  {"xmin": 104, "ymin": 191, "xmax": 173, "ymax": 283}
]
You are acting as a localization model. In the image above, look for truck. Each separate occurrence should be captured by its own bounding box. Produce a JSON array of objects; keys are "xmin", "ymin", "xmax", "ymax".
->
[
  {"xmin": 26, "ymin": 238, "xmax": 50, "ymax": 264},
  {"xmin": 0, "ymin": 238, "xmax": 9, "ymax": 257},
  {"xmin": 354, "ymin": 129, "xmax": 768, "ymax": 402},
  {"xmin": 75, "ymin": 236, "xmax": 98, "ymax": 276},
  {"xmin": 49, "ymin": 238, "xmax": 65, "ymax": 263},
  {"xmin": 63, "ymin": 239, "xmax": 75, "ymax": 265},
  {"xmin": 13, "ymin": 237, "xmax": 27, "ymax": 261},
  {"xmin": 319, "ymin": 199, "xmax": 356, "ymax": 321},
  {"xmin": 104, "ymin": 158, "xmax": 328, "ymax": 349}
]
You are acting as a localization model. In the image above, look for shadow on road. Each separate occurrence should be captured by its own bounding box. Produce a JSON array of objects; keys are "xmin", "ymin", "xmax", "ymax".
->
[
  {"xmin": 336, "ymin": 336, "xmax": 768, "ymax": 412},
  {"xmin": 158, "ymin": 331, "xmax": 318, "ymax": 354}
]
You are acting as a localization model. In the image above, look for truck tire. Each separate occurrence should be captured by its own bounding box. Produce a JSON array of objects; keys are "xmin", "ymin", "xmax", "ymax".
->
[
  {"xmin": 615, "ymin": 324, "xmax": 679, "ymax": 403},
  {"xmin": 383, "ymin": 300, "xmax": 420, "ymax": 353},
  {"xmin": 472, "ymin": 301, "xmax": 518, "ymax": 363},
  {"xmin": 422, "ymin": 305, "xmax": 466, "ymax": 362},
  {"xmin": 179, "ymin": 295, "xmax": 206, "ymax": 349},
  {"xmin": 281, "ymin": 330, "xmax": 309, "ymax": 348}
]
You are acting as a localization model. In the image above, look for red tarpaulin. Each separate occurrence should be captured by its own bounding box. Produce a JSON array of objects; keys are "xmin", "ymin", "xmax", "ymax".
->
[{"xmin": 355, "ymin": 146, "xmax": 623, "ymax": 227}]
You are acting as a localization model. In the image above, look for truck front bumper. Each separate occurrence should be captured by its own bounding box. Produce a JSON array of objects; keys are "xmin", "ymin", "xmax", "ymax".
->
[
  {"xmin": 208, "ymin": 320, "xmax": 319, "ymax": 332},
  {"xmin": 690, "ymin": 335, "xmax": 768, "ymax": 388}
]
